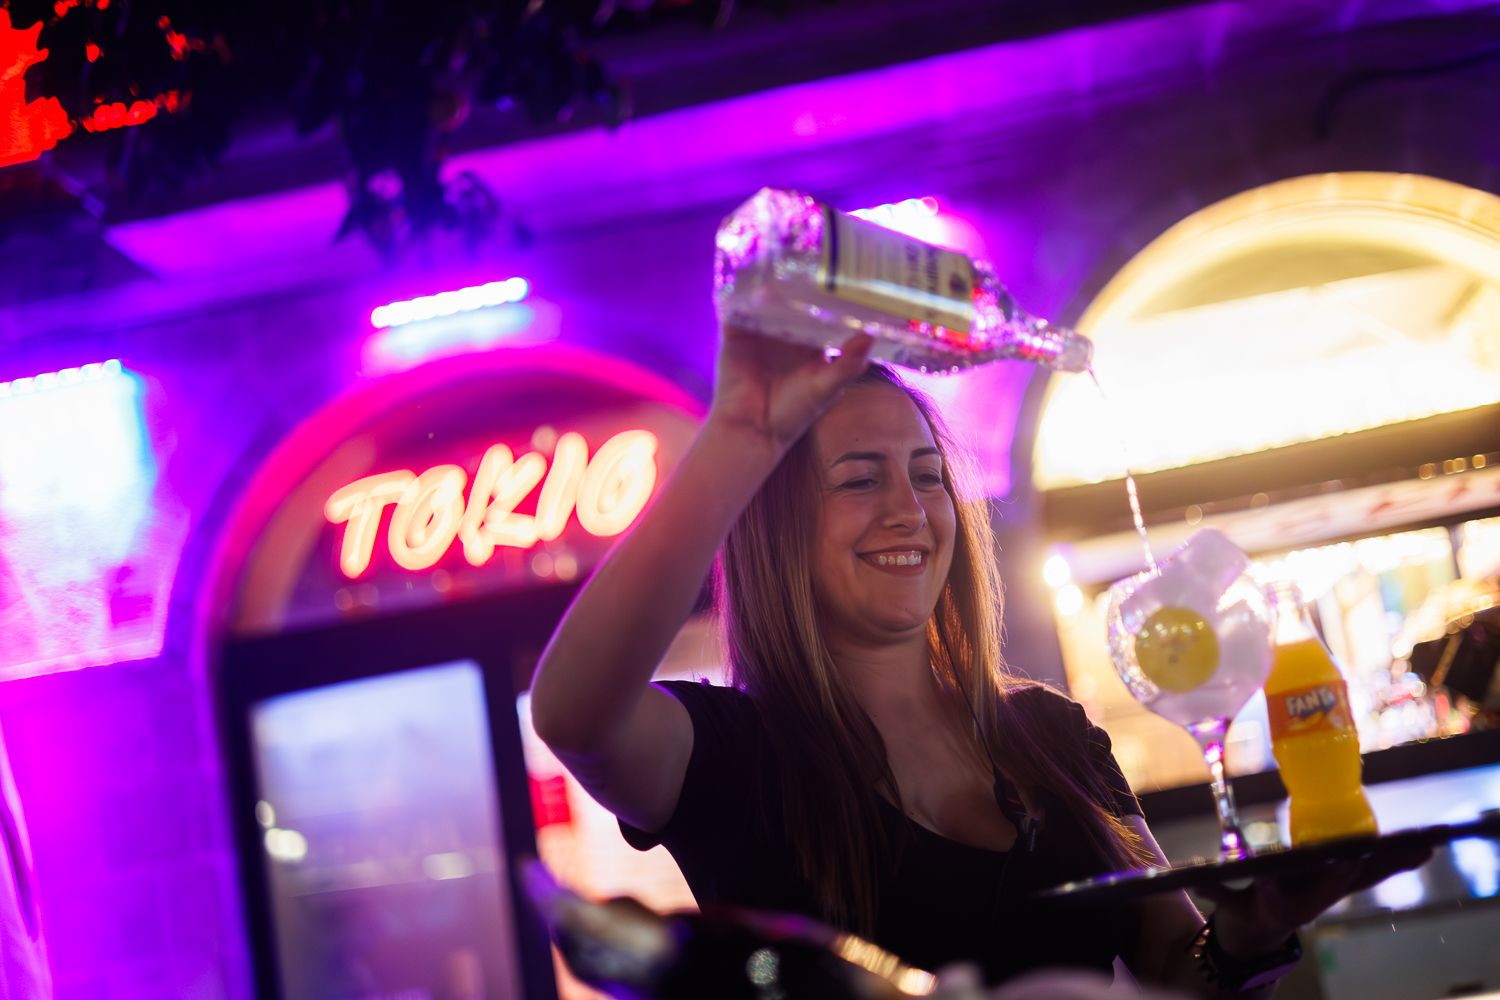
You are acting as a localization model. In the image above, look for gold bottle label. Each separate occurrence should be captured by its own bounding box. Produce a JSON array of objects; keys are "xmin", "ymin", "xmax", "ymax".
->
[{"xmin": 817, "ymin": 207, "xmax": 975, "ymax": 335}]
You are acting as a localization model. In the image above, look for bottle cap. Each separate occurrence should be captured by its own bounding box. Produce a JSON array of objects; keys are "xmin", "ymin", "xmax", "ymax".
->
[{"xmin": 1052, "ymin": 331, "xmax": 1094, "ymax": 373}]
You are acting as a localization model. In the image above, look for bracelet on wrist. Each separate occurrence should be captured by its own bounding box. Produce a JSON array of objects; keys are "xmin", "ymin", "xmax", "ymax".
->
[{"xmin": 1188, "ymin": 914, "xmax": 1302, "ymax": 993}]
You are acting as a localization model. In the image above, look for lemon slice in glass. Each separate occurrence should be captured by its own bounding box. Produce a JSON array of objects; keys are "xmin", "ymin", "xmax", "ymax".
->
[{"xmin": 1133, "ymin": 605, "xmax": 1220, "ymax": 693}]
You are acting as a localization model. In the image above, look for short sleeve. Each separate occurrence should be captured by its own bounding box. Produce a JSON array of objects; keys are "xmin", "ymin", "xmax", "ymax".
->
[
  {"xmin": 617, "ymin": 679, "xmax": 763, "ymax": 851},
  {"xmin": 1076, "ymin": 705, "xmax": 1141, "ymax": 817},
  {"xmin": 1011, "ymin": 684, "xmax": 1141, "ymax": 818}
]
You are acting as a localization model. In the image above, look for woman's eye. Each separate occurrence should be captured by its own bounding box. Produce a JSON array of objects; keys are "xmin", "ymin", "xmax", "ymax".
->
[
  {"xmin": 840, "ymin": 478, "xmax": 877, "ymax": 490},
  {"xmin": 915, "ymin": 471, "xmax": 944, "ymax": 487}
]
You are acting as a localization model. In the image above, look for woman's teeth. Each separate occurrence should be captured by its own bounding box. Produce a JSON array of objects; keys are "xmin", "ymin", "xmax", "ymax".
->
[{"xmin": 872, "ymin": 552, "xmax": 924, "ymax": 567}]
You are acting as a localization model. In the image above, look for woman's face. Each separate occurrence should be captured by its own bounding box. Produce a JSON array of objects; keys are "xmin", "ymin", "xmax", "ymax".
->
[{"xmin": 809, "ymin": 382, "xmax": 957, "ymax": 649}]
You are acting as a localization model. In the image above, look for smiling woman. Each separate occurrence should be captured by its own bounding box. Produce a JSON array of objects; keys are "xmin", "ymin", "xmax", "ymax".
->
[
  {"xmin": 528, "ymin": 326, "xmax": 1281, "ymax": 990},
  {"xmin": 697, "ymin": 363, "xmax": 1156, "ymax": 963}
]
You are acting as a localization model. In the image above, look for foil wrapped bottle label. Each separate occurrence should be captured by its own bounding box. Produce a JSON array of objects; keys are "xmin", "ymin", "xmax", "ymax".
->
[{"xmin": 817, "ymin": 207, "xmax": 975, "ymax": 335}]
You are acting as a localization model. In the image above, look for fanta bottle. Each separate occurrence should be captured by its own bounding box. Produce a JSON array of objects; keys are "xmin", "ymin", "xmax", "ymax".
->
[{"xmin": 1264, "ymin": 582, "xmax": 1377, "ymax": 845}]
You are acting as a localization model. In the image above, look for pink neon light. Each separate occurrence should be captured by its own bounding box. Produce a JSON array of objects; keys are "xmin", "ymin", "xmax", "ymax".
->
[
  {"xmin": 204, "ymin": 344, "xmax": 705, "ymax": 639},
  {"xmin": 324, "ymin": 428, "xmax": 660, "ymax": 578}
]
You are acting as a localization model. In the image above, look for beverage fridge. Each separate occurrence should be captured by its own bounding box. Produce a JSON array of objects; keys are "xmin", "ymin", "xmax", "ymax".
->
[{"xmin": 218, "ymin": 586, "xmax": 578, "ymax": 1000}]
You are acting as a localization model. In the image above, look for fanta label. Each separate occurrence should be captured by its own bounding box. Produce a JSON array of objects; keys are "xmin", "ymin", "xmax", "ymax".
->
[{"xmin": 1268, "ymin": 681, "xmax": 1352, "ymax": 738}]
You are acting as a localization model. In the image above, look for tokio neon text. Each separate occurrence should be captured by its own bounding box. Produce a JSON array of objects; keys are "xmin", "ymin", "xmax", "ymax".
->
[{"xmin": 325, "ymin": 429, "xmax": 658, "ymax": 578}]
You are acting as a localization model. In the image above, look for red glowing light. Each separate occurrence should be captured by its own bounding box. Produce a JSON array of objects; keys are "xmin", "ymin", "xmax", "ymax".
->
[
  {"xmin": 0, "ymin": 9, "xmax": 73, "ymax": 167},
  {"xmin": 2, "ymin": 5, "xmax": 187, "ymax": 161},
  {"xmin": 529, "ymin": 774, "xmax": 573, "ymax": 829},
  {"xmin": 155, "ymin": 16, "xmax": 202, "ymax": 61},
  {"xmin": 78, "ymin": 90, "xmax": 181, "ymax": 133},
  {"xmin": 164, "ymin": 29, "xmax": 189, "ymax": 60}
]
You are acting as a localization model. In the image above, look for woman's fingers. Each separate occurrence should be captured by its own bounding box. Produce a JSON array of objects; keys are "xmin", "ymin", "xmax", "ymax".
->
[
  {"xmin": 711, "ymin": 325, "xmax": 876, "ymax": 447},
  {"xmin": 811, "ymin": 332, "xmax": 875, "ymax": 393}
]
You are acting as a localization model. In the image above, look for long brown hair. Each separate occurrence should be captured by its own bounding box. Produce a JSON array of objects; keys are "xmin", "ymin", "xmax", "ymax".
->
[{"xmin": 717, "ymin": 365, "xmax": 1148, "ymax": 933}]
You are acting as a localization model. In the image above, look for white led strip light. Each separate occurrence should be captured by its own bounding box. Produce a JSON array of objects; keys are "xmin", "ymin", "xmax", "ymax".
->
[{"xmin": 0, "ymin": 359, "xmax": 123, "ymax": 398}]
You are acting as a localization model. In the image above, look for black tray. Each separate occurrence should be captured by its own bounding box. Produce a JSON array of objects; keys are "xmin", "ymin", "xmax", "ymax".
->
[{"xmin": 1038, "ymin": 813, "xmax": 1500, "ymax": 904}]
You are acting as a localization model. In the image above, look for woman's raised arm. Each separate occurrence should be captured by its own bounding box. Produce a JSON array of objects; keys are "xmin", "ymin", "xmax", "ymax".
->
[{"xmin": 528, "ymin": 327, "xmax": 872, "ymax": 831}]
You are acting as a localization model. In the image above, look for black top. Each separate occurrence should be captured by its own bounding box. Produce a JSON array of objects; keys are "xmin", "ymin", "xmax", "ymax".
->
[{"xmin": 620, "ymin": 680, "xmax": 1143, "ymax": 984}]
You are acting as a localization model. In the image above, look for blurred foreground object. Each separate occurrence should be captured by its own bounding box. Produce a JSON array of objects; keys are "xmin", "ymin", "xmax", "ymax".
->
[
  {"xmin": 521, "ymin": 859, "xmax": 937, "ymax": 999},
  {"xmin": 1406, "ymin": 579, "xmax": 1500, "ymax": 727}
]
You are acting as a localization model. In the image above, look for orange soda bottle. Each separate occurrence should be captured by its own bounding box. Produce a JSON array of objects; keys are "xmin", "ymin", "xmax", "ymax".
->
[{"xmin": 1264, "ymin": 582, "xmax": 1377, "ymax": 845}]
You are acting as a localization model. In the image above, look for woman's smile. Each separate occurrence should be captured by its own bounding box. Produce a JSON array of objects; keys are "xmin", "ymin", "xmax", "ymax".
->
[{"xmin": 860, "ymin": 548, "xmax": 931, "ymax": 573}]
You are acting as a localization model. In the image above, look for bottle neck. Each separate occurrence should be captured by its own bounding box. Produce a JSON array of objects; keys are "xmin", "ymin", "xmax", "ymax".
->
[
  {"xmin": 1269, "ymin": 582, "xmax": 1317, "ymax": 646},
  {"xmin": 995, "ymin": 319, "xmax": 1093, "ymax": 373}
]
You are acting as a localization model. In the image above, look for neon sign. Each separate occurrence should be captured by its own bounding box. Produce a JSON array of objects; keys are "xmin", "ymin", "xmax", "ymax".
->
[{"xmin": 324, "ymin": 429, "xmax": 658, "ymax": 578}]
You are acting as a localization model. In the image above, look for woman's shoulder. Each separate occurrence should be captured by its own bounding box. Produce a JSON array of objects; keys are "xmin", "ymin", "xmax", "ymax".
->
[
  {"xmin": 1001, "ymin": 679, "xmax": 1088, "ymax": 720},
  {"xmin": 654, "ymin": 677, "xmax": 755, "ymax": 702},
  {"xmin": 1003, "ymin": 679, "xmax": 1141, "ymax": 815},
  {"xmin": 1000, "ymin": 679, "xmax": 1111, "ymax": 747},
  {"xmin": 653, "ymin": 678, "xmax": 761, "ymax": 731}
]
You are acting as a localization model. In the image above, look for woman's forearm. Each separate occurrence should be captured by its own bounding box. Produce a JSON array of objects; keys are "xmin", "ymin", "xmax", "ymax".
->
[{"xmin": 529, "ymin": 417, "xmax": 780, "ymax": 752}]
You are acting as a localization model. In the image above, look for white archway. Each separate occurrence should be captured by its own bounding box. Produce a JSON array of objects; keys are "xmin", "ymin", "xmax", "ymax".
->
[{"xmin": 1035, "ymin": 172, "xmax": 1500, "ymax": 490}]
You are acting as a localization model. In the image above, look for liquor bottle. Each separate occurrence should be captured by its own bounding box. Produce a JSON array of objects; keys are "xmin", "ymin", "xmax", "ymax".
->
[
  {"xmin": 714, "ymin": 187, "xmax": 1093, "ymax": 373},
  {"xmin": 1264, "ymin": 583, "xmax": 1378, "ymax": 845}
]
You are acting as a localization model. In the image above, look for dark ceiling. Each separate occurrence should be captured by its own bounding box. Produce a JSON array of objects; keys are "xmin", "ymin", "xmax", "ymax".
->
[
  {"xmin": 6, "ymin": 0, "xmax": 1203, "ymax": 224},
  {"xmin": 0, "ymin": 0, "xmax": 1208, "ymax": 309},
  {"xmin": 5, "ymin": 0, "xmax": 1497, "ymax": 315}
]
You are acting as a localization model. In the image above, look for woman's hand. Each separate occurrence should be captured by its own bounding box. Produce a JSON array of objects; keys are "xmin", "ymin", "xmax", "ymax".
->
[
  {"xmin": 1200, "ymin": 844, "xmax": 1433, "ymax": 957},
  {"xmin": 707, "ymin": 324, "xmax": 874, "ymax": 460}
]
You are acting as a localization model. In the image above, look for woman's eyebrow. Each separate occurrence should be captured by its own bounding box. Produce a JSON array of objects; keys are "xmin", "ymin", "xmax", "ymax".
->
[
  {"xmin": 828, "ymin": 446, "xmax": 941, "ymax": 468},
  {"xmin": 829, "ymin": 450, "xmax": 886, "ymax": 468}
]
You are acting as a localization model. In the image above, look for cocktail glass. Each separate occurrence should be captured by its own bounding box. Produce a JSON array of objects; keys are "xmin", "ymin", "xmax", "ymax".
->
[{"xmin": 1104, "ymin": 529, "xmax": 1275, "ymax": 861}]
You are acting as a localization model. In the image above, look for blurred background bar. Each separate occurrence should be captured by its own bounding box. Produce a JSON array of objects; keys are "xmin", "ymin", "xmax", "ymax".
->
[{"xmin": 1, "ymin": 1, "xmax": 1499, "ymax": 997}]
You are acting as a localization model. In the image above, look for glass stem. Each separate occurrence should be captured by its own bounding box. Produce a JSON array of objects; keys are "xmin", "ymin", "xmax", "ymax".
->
[{"xmin": 1188, "ymin": 717, "xmax": 1251, "ymax": 861}]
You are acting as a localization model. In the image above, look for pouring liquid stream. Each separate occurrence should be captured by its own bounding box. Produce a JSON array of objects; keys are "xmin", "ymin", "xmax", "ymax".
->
[{"xmin": 1087, "ymin": 366, "xmax": 1158, "ymax": 575}]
